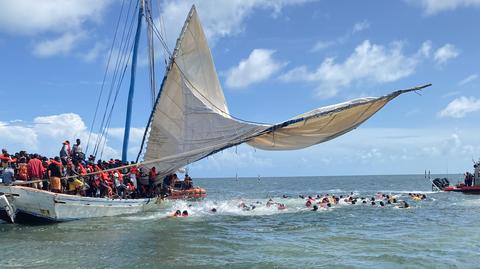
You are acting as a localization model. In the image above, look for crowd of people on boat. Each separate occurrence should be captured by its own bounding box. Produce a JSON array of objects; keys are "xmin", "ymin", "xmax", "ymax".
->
[{"xmin": 0, "ymin": 139, "xmax": 194, "ymax": 199}]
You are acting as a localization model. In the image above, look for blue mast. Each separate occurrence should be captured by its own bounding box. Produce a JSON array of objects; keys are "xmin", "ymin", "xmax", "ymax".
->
[{"xmin": 122, "ymin": 0, "xmax": 144, "ymax": 162}]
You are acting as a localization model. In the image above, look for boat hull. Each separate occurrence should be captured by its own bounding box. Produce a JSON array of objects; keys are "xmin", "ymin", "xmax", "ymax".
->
[
  {"xmin": 443, "ymin": 186, "xmax": 480, "ymax": 194},
  {"xmin": 0, "ymin": 185, "xmax": 162, "ymax": 224}
]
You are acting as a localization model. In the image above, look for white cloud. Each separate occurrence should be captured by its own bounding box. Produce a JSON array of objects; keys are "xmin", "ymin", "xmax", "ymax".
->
[
  {"xmin": 434, "ymin": 44, "xmax": 460, "ymax": 65},
  {"xmin": 0, "ymin": 113, "xmax": 145, "ymax": 161},
  {"xmin": 158, "ymin": 0, "xmax": 316, "ymax": 48},
  {"xmin": 0, "ymin": 1, "xmax": 114, "ymax": 58},
  {"xmin": 282, "ymin": 40, "xmax": 420, "ymax": 98},
  {"xmin": 439, "ymin": 96, "xmax": 480, "ymax": 118},
  {"xmin": 418, "ymin": 40, "xmax": 432, "ymax": 58},
  {"xmin": 458, "ymin": 74, "xmax": 478, "ymax": 86},
  {"xmin": 108, "ymin": 127, "xmax": 145, "ymax": 144},
  {"xmin": 33, "ymin": 32, "xmax": 86, "ymax": 58},
  {"xmin": 311, "ymin": 41, "xmax": 335, "ymax": 52},
  {"xmin": 352, "ymin": 20, "xmax": 370, "ymax": 33},
  {"xmin": 310, "ymin": 20, "xmax": 370, "ymax": 52},
  {"xmin": 408, "ymin": 0, "xmax": 480, "ymax": 15},
  {"xmin": 225, "ymin": 49, "xmax": 286, "ymax": 89},
  {"xmin": 0, "ymin": 0, "xmax": 113, "ymax": 35},
  {"xmin": 80, "ymin": 41, "xmax": 108, "ymax": 63}
]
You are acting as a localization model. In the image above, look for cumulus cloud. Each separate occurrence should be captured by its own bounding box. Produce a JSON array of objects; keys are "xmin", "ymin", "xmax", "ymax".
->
[
  {"xmin": 33, "ymin": 32, "xmax": 87, "ymax": 58},
  {"xmin": 434, "ymin": 44, "xmax": 460, "ymax": 65},
  {"xmin": 282, "ymin": 40, "xmax": 420, "ymax": 98},
  {"xmin": 407, "ymin": 0, "xmax": 480, "ymax": 15},
  {"xmin": 458, "ymin": 74, "xmax": 478, "ymax": 86},
  {"xmin": 0, "ymin": 0, "xmax": 113, "ymax": 35},
  {"xmin": 158, "ymin": 0, "xmax": 317, "ymax": 48},
  {"xmin": 0, "ymin": 113, "xmax": 144, "ymax": 161},
  {"xmin": 0, "ymin": 0, "xmax": 114, "ymax": 58},
  {"xmin": 225, "ymin": 49, "xmax": 286, "ymax": 89},
  {"xmin": 439, "ymin": 96, "xmax": 480, "ymax": 118}
]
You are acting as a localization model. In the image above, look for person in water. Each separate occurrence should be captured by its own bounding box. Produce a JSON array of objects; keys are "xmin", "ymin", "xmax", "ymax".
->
[
  {"xmin": 173, "ymin": 210, "xmax": 181, "ymax": 217},
  {"xmin": 211, "ymin": 208, "xmax": 217, "ymax": 213},
  {"xmin": 398, "ymin": 201, "xmax": 410, "ymax": 208},
  {"xmin": 182, "ymin": 210, "xmax": 189, "ymax": 217},
  {"xmin": 312, "ymin": 204, "xmax": 319, "ymax": 211}
]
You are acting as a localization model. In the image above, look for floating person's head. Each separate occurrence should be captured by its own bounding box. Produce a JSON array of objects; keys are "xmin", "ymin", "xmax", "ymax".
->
[
  {"xmin": 312, "ymin": 205, "xmax": 319, "ymax": 211},
  {"xmin": 211, "ymin": 208, "xmax": 217, "ymax": 213},
  {"xmin": 379, "ymin": 201, "xmax": 385, "ymax": 207},
  {"xmin": 174, "ymin": 210, "xmax": 181, "ymax": 216},
  {"xmin": 371, "ymin": 201, "xmax": 376, "ymax": 206},
  {"xmin": 182, "ymin": 210, "xmax": 189, "ymax": 216}
]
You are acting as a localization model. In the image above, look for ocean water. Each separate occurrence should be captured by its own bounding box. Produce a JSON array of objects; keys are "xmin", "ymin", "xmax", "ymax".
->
[{"xmin": 1, "ymin": 174, "xmax": 480, "ymax": 269}]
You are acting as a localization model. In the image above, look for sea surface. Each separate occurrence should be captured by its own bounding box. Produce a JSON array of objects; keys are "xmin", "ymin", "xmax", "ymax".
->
[{"xmin": 1, "ymin": 174, "xmax": 480, "ymax": 269}]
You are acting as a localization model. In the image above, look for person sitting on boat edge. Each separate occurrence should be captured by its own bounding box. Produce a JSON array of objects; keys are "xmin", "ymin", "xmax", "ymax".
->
[{"xmin": 1, "ymin": 161, "xmax": 15, "ymax": 185}]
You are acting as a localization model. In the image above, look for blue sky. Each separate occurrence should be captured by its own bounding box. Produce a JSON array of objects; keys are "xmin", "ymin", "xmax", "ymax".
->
[{"xmin": 1, "ymin": 0, "xmax": 479, "ymax": 177}]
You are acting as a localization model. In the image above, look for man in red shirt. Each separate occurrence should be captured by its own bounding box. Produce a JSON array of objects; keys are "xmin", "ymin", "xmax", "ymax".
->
[{"xmin": 27, "ymin": 154, "xmax": 45, "ymax": 189}]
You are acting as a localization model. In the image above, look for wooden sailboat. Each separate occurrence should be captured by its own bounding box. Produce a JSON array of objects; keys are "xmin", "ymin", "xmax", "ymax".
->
[{"xmin": 0, "ymin": 1, "xmax": 430, "ymax": 224}]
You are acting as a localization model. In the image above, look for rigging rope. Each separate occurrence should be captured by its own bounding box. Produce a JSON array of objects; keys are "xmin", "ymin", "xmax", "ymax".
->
[
  {"xmin": 92, "ymin": 1, "xmax": 139, "ymax": 159},
  {"xmin": 86, "ymin": 0, "xmax": 126, "ymax": 156}
]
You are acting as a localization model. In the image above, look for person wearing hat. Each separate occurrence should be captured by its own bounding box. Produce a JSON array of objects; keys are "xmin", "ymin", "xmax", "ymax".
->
[{"xmin": 60, "ymin": 140, "xmax": 70, "ymax": 166}]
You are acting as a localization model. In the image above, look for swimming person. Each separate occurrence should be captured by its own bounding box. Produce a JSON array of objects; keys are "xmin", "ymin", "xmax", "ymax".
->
[
  {"xmin": 182, "ymin": 210, "xmax": 189, "ymax": 217},
  {"xmin": 398, "ymin": 201, "xmax": 410, "ymax": 208}
]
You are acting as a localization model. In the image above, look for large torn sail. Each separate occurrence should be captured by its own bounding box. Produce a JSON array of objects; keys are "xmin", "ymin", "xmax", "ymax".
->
[{"xmin": 140, "ymin": 5, "xmax": 430, "ymax": 178}]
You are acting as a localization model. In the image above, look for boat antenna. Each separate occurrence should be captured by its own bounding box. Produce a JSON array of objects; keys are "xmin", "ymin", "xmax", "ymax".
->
[{"xmin": 122, "ymin": 0, "xmax": 145, "ymax": 162}]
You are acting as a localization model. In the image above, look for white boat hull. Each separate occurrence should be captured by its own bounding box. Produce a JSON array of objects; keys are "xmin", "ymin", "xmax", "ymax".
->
[{"xmin": 0, "ymin": 185, "xmax": 163, "ymax": 223}]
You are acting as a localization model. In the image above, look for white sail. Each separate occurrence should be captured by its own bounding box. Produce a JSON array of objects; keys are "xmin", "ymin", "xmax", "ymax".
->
[
  {"xmin": 142, "ymin": 5, "xmax": 430, "ymax": 178},
  {"xmin": 142, "ymin": 6, "xmax": 265, "ymax": 177}
]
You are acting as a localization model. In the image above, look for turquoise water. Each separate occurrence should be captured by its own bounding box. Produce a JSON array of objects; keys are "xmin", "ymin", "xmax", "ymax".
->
[{"xmin": 1, "ymin": 175, "xmax": 480, "ymax": 269}]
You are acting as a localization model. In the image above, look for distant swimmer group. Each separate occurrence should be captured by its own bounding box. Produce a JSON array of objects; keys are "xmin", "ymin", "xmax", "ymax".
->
[
  {"xmin": 168, "ymin": 191, "xmax": 427, "ymax": 219},
  {"xmin": 297, "ymin": 191, "xmax": 427, "ymax": 210}
]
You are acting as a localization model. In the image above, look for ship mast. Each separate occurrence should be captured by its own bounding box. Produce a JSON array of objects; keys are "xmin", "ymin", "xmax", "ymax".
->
[{"xmin": 122, "ymin": 0, "xmax": 145, "ymax": 162}]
